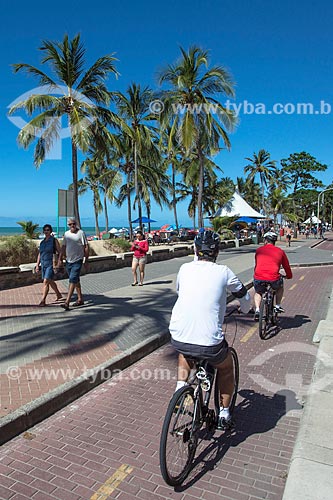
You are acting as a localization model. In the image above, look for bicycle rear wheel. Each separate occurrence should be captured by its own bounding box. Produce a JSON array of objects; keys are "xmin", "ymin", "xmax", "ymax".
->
[
  {"xmin": 258, "ymin": 297, "xmax": 269, "ymax": 339},
  {"xmin": 214, "ymin": 347, "xmax": 240, "ymax": 416},
  {"xmin": 160, "ymin": 386, "xmax": 199, "ymax": 486}
]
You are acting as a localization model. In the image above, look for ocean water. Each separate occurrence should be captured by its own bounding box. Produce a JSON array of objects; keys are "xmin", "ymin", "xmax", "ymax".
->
[
  {"xmin": 0, "ymin": 226, "xmax": 159, "ymax": 238},
  {"xmin": 0, "ymin": 226, "xmax": 116, "ymax": 237}
]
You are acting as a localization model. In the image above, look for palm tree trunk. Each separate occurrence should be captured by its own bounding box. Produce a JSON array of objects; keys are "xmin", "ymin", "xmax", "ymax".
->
[
  {"xmin": 134, "ymin": 141, "xmax": 143, "ymax": 231},
  {"xmin": 172, "ymin": 161, "xmax": 179, "ymax": 230},
  {"xmin": 71, "ymin": 141, "xmax": 81, "ymax": 227},
  {"xmin": 104, "ymin": 191, "xmax": 109, "ymax": 232},
  {"xmin": 93, "ymin": 192, "xmax": 100, "ymax": 239},
  {"xmin": 260, "ymin": 173, "xmax": 265, "ymax": 216},
  {"xmin": 197, "ymin": 148, "xmax": 205, "ymax": 228},
  {"xmin": 127, "ymin": 173, "xmax": 133, "ymax": 239},
  {"xmin": 147, "ymin": 204, "xmax": 151, "ymax": 232}
]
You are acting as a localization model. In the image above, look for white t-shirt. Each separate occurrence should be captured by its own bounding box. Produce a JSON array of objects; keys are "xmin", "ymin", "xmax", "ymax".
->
[
  {"xmin": 63, "ymin": 229, "xmax": 88, "ymax": 263},
  {"xmin": 169, "ymin": 260, "xmax": 251, "ymax": 346}
]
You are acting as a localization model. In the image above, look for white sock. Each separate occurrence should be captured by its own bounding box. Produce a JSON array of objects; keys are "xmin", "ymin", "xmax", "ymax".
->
[
  {"xmin": 255, "ymin": 308, "xmax": 260, "ymax": 313},
  {"xmin": 219, "ymin": 407, "xmax": 230, "ymax": 420},
  {"xmin": 175, "ymin": 381, "xmax": 187, "ymax": 392},
  {"xmin": 276, "ymin": 304, "xmax": 281, "ymax": 308}
]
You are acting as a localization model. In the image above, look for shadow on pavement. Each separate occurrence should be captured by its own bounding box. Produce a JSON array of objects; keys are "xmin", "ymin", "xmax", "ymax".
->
[
  {"xmin": 279, "ymin": 314, "xmax": 311, "ymax": 330},
  {"xmin": 175, "ymin": 388, "xmax": 302, "ymax": 491},
  {"xmin": 0, "ymin": 288, "xmax": 175, "ymax": 364}
]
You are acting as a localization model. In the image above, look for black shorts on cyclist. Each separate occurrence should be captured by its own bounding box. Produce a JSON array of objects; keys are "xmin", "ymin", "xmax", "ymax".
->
[{"xmin": 253, "ymin": 276, "xmax": 284, "ymax": 294}]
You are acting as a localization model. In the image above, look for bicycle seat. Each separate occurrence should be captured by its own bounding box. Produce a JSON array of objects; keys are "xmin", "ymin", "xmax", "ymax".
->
[{"xmin": 185, "ymin": 357, "xmax": 212, "ymax": 369}]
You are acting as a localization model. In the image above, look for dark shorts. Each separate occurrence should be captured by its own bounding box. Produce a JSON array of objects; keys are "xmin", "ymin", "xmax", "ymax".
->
[
  {"xmin": 41, "ymin": 263, "xmax": 54, "ymax": 280},
  {"xmin": 66, "ymin": 260, "xmax": 83, "ymax": 284},
  {"xmin": 286, "ymin": 234, "xmax": 291, "ymax": 240},
  {"xmin": 171, "ymin": 338, "xmax": 229, "ymax": 365},
  {"xmin": 254, "ymin": 277, "xmax": 284, "ymax": 294}
]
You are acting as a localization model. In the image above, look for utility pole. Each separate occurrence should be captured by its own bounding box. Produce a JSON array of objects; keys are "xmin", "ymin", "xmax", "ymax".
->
[{"xmin": 317, "ymin": 187, "xmax": 333, "ymax": 232}]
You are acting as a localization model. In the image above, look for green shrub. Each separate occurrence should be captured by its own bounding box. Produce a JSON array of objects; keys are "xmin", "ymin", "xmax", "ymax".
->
[
  {"xmin": 220, "ymin": 229, "xmax": 235, "ymax": 240},
  {"xmin": 0, "ymin": 236, "xmax": 39, "ymax": 267},
  {"xmin": 103, "ymin": 238, "xmax": 131, "ymax": 253}
]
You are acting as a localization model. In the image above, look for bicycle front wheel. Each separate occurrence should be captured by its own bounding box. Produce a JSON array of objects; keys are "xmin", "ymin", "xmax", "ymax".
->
[
  {"xmin": 159, "ymin": 386, "xmax": 199, "ymax": 486},
  {"xmin": 214, "ymin": 346, "xmax": 240, "ymax": 416},
  {"xmin": 258, "ymin": 298, "xmax": 269, "ymax": 339}
]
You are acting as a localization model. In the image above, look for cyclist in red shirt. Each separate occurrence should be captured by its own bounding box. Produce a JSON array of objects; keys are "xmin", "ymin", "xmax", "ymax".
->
[{"xmin": 253, "ymin": 231, "xmax": 292, "ymax": 321}]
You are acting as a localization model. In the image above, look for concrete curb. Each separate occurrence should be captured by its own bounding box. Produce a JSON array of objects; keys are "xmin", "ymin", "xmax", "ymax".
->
[
  {"xmin": 283, "ymin": 286, "xmax": 333, "ymax": 500},
  {"xmin": 291, "ymin": 261, "xmax": 333, "ymax": 268},
  {"xmin": 310, "ymin": 238, "xmax": 327, "ymax": 249}
]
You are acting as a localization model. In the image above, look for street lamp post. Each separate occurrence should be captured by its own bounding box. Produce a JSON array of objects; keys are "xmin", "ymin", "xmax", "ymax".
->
[{"xmin": 317, "ymin": 187, "xmax": 333, "ymax": 232}]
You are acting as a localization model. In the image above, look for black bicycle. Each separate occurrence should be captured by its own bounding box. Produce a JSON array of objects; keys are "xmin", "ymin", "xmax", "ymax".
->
[
  {"xmin": 159, "ymin": 347, "xmax": 239, "ymax": 486},
  {"xmin": 258, "ymin": 283, "xmax": 278, "ymax": 339}
]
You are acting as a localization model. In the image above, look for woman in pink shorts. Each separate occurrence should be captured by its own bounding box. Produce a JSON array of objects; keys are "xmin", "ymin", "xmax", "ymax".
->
[{"xmin": 131, "ymin": 230, "xmax": 149, "ymax": 286}]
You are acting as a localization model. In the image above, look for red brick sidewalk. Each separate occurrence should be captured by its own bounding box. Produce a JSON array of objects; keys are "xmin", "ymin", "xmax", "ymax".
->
[
  {"xmin": 0, "ymin": 281, "xmax": 123, "ymax": 417},
  {"xmin": 0, "ymin": 282, "xmax": 67, "ymax": 318}
]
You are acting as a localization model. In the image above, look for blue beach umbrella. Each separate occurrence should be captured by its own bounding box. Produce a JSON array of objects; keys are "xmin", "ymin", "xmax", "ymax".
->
[{"xmin": 131, "ymin": 216, "xmax": 157, "ymax": 223}]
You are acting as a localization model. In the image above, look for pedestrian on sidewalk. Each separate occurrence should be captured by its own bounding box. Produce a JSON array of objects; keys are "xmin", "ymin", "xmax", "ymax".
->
[
  {"xmin": 131, "ymin": 230, "xmax": 149, "ymax": 286},
  {"xmin": 35, "ymin": 224, "xmax": 63, "ymax": 306},
  {"xmin": 285, "ymin": 225, "xmax": 292, "ymax": 247},
  {"xmin": 57, "ymin": 218, "xmax": 89, "ymax": 310}
]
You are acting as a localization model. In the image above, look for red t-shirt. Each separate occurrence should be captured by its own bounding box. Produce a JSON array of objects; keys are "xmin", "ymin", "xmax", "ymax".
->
[
  {"xmin": 131, "ymin": 239, "xmax": 149, "ymax": 258},
  {"xmin": 254, "ymin": 244, "xmax": 292, "ymax": 281}
]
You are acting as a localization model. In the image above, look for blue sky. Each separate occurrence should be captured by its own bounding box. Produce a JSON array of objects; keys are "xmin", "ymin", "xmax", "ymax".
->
[{"xmin": 1, "ymin": 0, "xmax": 332, "ymax": 228}]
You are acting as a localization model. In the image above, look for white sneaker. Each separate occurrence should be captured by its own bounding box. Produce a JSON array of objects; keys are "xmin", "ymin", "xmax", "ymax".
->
[{"xmin": 274, "ymin": 305, "xmax": 285, "ymax": 313}]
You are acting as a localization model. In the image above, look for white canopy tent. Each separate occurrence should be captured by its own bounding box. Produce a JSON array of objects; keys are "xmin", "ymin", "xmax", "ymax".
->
[
  {"xmin": 214, "ymin": 191, "xmax": 265, "ymax": 218},
  {"xmin": 303, "ymin": 215, "xmax": 321, "ymax": 224}
]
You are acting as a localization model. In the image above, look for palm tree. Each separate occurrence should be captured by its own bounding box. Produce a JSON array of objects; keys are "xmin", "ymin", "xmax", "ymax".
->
[
  {"xmin": 115, "ymin": 133, "xmax": 136, "ymax": 238},
  {"xmin": 244, "ymin": 150, "xmax": 276, "ymax": 215},
  {"xmin": 17, "ymin": 220, "xmax": 39, "ymax": 238},
  {"xmin": 138, "ymin": 162, "xmax": 171, "ymax": 231},
  {"xmin": 267, "ymin": 188, "xmax": 286, "ymax": 228},
  {"xmin": 159, "ymin": 46, "xmax": 237, "ymax": 227},
  {"xmin": 176, "ymin": 160, "xmax": 200, "ymax": 228},
  {"xmin": 159, "ymin": 127, "xmax": 185, "ymax": 230},
  {"xmin": 117, "ymin": 157, "xmax": 171, "ymax": 232},
  {"xmin": 204, "ymin": 176, "xmax": 235, "ymax": 218},
  {"xmin": 115, "ymin": 84, "xmax": 160, "ymax": 231},
  {"xmin": 80, "ymin": 151, "xmax": 122, "ymax": 237},
  {"xmin": 236, "ymin": 176, "xmax": 261, "ymax": 211},
  {"xmin": 9, "ymin": 34, "xmax": 120, "ymax": 227},
  {"xmin": 269, "ymin": 165, "xmax": 291, "ymax": 192}
]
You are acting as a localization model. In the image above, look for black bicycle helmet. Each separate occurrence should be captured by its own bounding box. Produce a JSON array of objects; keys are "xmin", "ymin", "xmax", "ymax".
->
[
  {"xmin": 194, "ymin": 230, "xmax": 220, "ymax": 257},
  {"xmin": 264, "ymin": 231, "xmax": 278, "ymax": 242}
]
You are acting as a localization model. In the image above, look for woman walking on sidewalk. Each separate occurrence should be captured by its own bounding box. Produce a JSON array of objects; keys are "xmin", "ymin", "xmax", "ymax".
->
[
  {"xmin": 131, "ymin": 230, "xmax": 149, "ymax": 286},
  {"xmin": 35, "ymin": 224, "xmax": 63, "ymax": 306}
]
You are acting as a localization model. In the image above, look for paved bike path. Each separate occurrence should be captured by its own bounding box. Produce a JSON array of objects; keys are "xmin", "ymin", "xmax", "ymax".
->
[{"xmin": 0, "ymin": 262, "xmax": 332, "ymax": 499}]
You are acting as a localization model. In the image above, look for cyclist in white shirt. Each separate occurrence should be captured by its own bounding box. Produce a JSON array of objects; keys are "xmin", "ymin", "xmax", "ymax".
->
[{"xmin": 169, "ymin": 230, "xmax": 251, "ymax": 429}]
